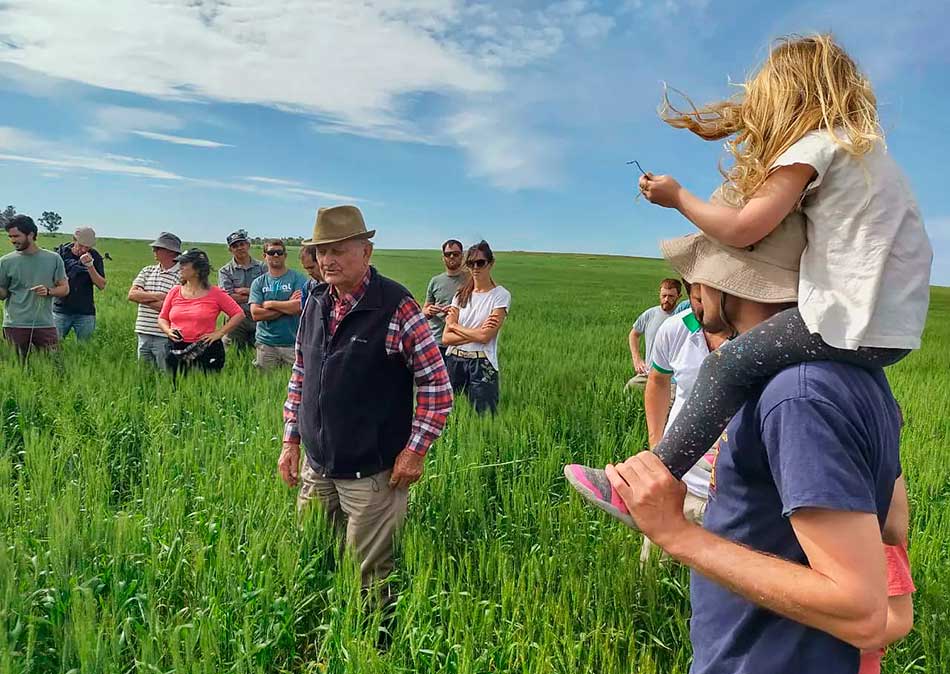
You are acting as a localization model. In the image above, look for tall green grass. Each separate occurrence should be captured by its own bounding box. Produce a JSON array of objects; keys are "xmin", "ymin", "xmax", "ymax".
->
[{"xmin": 0, "ymin": 236, "xmax": 946, "ymax": 673}]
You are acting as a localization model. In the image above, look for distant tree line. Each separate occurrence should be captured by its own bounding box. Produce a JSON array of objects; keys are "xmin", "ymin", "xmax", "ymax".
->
[
  {"xmin": 249, "ymin": 235, "xmax": 306, "ymax": 246},
  {"xmin": 0, "ymin": 205, "xmax": 63, "ymax": 234}
]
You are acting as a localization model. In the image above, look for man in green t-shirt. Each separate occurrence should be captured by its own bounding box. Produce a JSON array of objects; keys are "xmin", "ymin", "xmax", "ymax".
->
[
  {"xmin": 249, "ymin": 239, "xmax": 308, "ymax": 370},
  {"xmin": 0, "ymin": 215, "xmax": 69, "ymax": 359},
  {"xmin": 423, "ymin": 239, "xmax": 467, "ymax": 357}
]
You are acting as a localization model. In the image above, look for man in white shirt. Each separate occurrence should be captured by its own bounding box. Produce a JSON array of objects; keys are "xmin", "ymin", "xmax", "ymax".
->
[{"xmin": 639, "ymin": 280, "xmax": 729, "ymax": 562}]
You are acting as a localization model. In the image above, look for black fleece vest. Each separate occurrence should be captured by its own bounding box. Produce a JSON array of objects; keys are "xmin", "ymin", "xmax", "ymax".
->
[{"xmin": 297, "ymin": 268, "xmax": 413, "ymax": 478}]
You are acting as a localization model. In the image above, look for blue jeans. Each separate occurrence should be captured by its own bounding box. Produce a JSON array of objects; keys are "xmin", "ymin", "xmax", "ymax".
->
[
  {"xmin": 54, "ymin": 313, "xmax": 96, "ymax": 341},
  {"xmin": 446, "ymin": 353, "xmax": 499, "ymax": 415}
]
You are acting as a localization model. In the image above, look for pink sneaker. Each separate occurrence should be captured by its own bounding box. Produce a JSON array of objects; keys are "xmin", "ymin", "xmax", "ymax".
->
[{"xmin": 564, "ymin": 464, "xmax": 640, "ymax": 530}]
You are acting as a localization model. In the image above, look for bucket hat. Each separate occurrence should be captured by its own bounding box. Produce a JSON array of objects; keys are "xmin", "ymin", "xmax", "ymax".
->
[
  {"xmin": 149, "ymin": 231, "xmax": 182, "ymax": 253},
  {"xmin": 661, "ymin": 187, "xmax": 806, "ymax": 303}
]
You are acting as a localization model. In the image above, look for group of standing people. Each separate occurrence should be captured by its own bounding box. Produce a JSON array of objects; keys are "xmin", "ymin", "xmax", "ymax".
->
[
  {"xmin": 126, "ymin": 230, "xmax": 317, "ymax": 375},
  {"xmin": 1, "ymin": 215, "xmax": 95, "ymax": 358}
]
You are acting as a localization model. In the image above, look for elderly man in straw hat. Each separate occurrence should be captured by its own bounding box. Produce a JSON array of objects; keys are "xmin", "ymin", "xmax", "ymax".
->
[
  {"xmin": 592, "ymin": 228, "xmax": 905, "ymax": 673},
  {"xmin": 278, "ymin": 205, "xmax": 453, "ymax": 592}
]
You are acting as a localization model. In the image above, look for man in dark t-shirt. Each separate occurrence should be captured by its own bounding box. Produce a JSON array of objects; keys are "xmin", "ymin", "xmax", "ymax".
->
[
  {"xmin": 606, "ymin": 232, "xmax": 902, "ymax": 674},
  {"xmin": 54, "ymin": 227, "xmax": 106, "ymax": 341}
]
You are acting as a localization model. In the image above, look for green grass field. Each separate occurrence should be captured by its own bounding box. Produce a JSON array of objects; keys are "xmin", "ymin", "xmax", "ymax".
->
[{"xmin": 1, "ymin": 235, "xmax": 947, "ymax": 673}]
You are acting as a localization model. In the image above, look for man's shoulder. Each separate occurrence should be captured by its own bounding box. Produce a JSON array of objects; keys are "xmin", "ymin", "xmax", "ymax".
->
[
  {"xmin": 658, "ymin": 309, "xmax": 697, "ymax": 338},
  {"xmin": 137, "ymin": 263, "xmax": 160, "ymax": 275},
  {"xmin": 759, "ymin": 361, "xmax": 891, "ymax": 415},
  {"xmin": 218, "ymin": 260, "xmax": 234, "ymax": 273},
  {"xmin": 638, "ymin": 304, "xmax": 661, "ymax": 319}
]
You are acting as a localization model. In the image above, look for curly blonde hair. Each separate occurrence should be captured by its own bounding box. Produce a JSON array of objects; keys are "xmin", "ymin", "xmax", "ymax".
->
[{"xmin": 661, "ymin": 34, "xmax": 881, "ymax": 202}]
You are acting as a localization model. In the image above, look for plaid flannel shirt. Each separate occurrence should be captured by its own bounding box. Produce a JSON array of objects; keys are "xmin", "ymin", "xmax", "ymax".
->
[{"xmin": 283, "ymin": 268, "xmax": 452, "ymax": 456}]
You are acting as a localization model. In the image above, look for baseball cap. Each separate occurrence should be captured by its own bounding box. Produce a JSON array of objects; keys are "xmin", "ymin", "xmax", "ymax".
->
[
  {"xmin": 226, "ymin": 229, "xmax": 249, "ymax": 247},
  {"xmin": 74, "ymin": 227, "xmax": 97, "ymax": 247}
]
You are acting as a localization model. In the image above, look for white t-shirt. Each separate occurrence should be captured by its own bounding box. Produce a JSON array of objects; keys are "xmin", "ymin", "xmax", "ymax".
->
[
  {"xmin": 772, "ymin": 130, "xmax": 932, "ymax": 350},
  {"xmin": 651, "ymin": 309, "xmax": 714, "ymax": 499},
  {"xmin": 451, "ymin": 285, "xmax": 511, "ymax": 371}
]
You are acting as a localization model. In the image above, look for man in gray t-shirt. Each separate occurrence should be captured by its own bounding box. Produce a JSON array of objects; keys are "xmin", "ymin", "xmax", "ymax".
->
[
  {"xmin": 423, "ymin": 239, "xmax": 467, "ymax": 354},
  {"xmin": 626, "ymin": 278, "xmax": 682, "ymax": 389}
]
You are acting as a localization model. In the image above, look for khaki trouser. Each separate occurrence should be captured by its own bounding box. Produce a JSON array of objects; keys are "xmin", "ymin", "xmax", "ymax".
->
[
  {"xmin": 254, "ymin": 344, "xmax": 296, "ymax": 369},
  {"xmin": 297, "ymin": 460, "xmax": 409, "ymax": 587},
  {"xmin": 640, "ymin": 490, "xmax": 707, "ymax": 565}
]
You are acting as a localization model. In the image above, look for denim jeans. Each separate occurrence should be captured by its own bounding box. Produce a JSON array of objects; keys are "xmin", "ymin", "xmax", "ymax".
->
[
  {"xmin": 54, "ymin": 313, "xmax": 96, "ymax": 341},
  {"xmin": 446, "ymin": 354, "xmax": 499, "ymax": 415}
]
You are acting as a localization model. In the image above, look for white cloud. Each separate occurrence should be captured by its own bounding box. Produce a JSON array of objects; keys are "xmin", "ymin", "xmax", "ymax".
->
[
  {"xmin": 0, "ymin": 0, "xmax": 614, "ymax": 190},
  {"xmin": 244, "ymin": 176, "xmax": 302, "ymax": 187},
  {"xmin": 0, "ymin": 125, "xmax": 367, "ymax": 201},
  {"xmin": 445, "ymin": 108, "xmax": 563, "ymax": 190},
  {"xmin": 130, "ymin": 130, "xmax": 232, "ymax": 148}
]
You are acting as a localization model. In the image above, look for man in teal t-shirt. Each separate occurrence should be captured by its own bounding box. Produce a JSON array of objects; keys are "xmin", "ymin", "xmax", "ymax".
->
[
  {"xmin": 1, "ymin": 215, "xmax": 69, "ymax": 358},
  {"xmin": 249, "ymin": 239, "xmax": 307, "ymax": 370}
]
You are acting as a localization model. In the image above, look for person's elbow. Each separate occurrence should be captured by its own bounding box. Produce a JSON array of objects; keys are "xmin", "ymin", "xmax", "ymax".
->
[
  {"xmin": 722, "ymin": 212, "xmax": 779, "ymax": 249},
  {"xmin": 839, "ymin": 594, "xmax": 889, "ymax": 651}
]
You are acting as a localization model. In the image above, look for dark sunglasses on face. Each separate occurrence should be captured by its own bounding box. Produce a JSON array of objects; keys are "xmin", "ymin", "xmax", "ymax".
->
[
  {"xmin": 265, "ymin": 249, "xmax": 286, "ymax": 257},
  {"xmin": 443, "ymin": 251, "xmax": 462, "ymax": 258},
  {"xmin": 466, "ymin": 258, "xmax": 489, "ymax": 269}
]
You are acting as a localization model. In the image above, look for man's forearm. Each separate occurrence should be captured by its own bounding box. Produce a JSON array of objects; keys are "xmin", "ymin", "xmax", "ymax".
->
[
  {"xmin": 88, "ymin": 267, "xmax": 106, "ymax": 290},
  {"xmin": 265, "ymin": 299, "xmax": 302, "ymax": 315},
  {"xmin": 50, "ymin": 281, "xmax": 70, "ymax": 298},
  {"xmin": 0, "ymin": 287, "xmax": 7, "ymax": 300},
  {"xmin": 644, "ymin": 372, "xmax": 671, "ymax": 447},
  {"xmin": 663, "ymin": 523, "xmax": 886, "ymax": 649},
  {"xmin": 629, "ymin": 331, "xmax": 643, "ymax": 363},
  {"xmin": 250, "ymin": 306, "xmax": 282, "ymax": 321}
]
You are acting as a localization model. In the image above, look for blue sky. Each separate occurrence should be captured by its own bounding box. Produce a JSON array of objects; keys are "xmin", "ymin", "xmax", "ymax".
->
[{"xmin": 1, "ymin": 0, "xmax": 947, "ymax": 284}]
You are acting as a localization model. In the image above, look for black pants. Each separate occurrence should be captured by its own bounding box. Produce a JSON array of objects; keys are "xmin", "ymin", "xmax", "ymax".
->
[
  {"xmin": 166, "ymin": 340, "xmax": 226, "ymax": 376},
  {"xmin": 653, "ymin": 307, "xmax": 909, "ymax": 478},
  {"xmin": 446, "ymin": 354, "xmax": 499, "ymax": 415}
]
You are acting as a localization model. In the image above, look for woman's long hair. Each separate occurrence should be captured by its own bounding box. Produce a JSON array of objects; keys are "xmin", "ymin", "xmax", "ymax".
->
[
  {"xmin": 456, "ymin": 240, "xmax": 494, "ymax": 309},
  {"xmin": 660, "ymin": 34, "xmax": 881, "ymax": 202}
]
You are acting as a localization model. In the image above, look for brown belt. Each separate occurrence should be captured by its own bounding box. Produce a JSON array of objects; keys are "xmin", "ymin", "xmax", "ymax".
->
[{"xmin": 446, "ymin": 347, "xmax": 488, "ymax": 360}]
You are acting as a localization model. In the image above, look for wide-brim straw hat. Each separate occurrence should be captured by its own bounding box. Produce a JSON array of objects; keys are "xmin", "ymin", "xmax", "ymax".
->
[
  {"xmin": 303, "ymin": 205, "xmax": 375, "ymax": 246},
  {"xmin": 661, "ymin": 206, "xmax": 806, "ymax": 304}
]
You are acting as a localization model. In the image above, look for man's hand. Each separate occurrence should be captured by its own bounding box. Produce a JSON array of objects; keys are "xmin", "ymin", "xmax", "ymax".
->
[
  {"xmin": 423, "ymin": 304, "xmax": 439, "ymax": 318},
  {"xmin": 278, "ymin": 442, "xmax": 301, "ymax": 487},
  {"xmin": 290, "ymin": 289, "xmax": 302, "ymax": 301},
  {"xmin": 633, "ymin": 358, "xmax": 648, "ymax": 375},
  {"xmin": 639, "ymin": 174, "xmax": 683, "ymax": 209},
  {"xmin": 389, "ymin": 448, "xmax": 425, "ymax": 490},
  {"xmin": 30, "ymin": 285, "xmax": 50, "ymax": 297},
  {"xmin": 605, "ymin": 452, "xmax": 689, "ymax": 546},
  {"xmin": 80, "ymin": 253, "xmax": 94, "ymax": 267}
]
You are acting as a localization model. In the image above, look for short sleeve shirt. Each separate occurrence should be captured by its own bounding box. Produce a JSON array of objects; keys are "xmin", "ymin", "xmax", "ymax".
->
[
  {"xmin": 772, "ymin": 130, "xmax": 932, "ymax": 349},
  {"xmin": 0, "ymin": 249, "xmax": 67, "ymax": 328},
  {"xmin": 54, "ymin": 243, "xmax": 105, "ymax": 316},
  {"xmin": 425, "ymin": 272, "xmax": 465, "ymax": 345},
  {"xmin": 249, "ymin": 269, "xmax": 308, "ymax": 346},
  {"xmin": 650, "ymin": 309, "xmax": 713, "ymax": 499},
  {"xmin": 132, "ymin": 263, "xmax": 181, "ymax": 336},
  {"xmin": 451, "ymin": 285, "xmax": 511, "ymax": 370},
  {"xmin": 690, "ymin": 362, "xmax": 902, "ymax": 674},
  {"xmin": 158, "ymin": 285, "xmax": 244, "ymax": 343},
  {"xmin": 632, "ymin": 305, "xmax": 675, "ymax": 366},
  {"xmin": 218, "ymin": 258, "xmax": 266, "ymax": 316}
]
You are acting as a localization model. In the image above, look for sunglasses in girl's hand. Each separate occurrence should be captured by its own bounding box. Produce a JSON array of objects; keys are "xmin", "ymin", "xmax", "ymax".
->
[{"xmin": 466, "ymin": 259, "xmax": 489, "ymax": 269}]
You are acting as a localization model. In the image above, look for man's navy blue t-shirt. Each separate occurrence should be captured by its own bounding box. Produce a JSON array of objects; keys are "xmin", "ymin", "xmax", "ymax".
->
[{"xmin": 690, "ymin": 362, "xmax": 901, "ymax": 674}]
